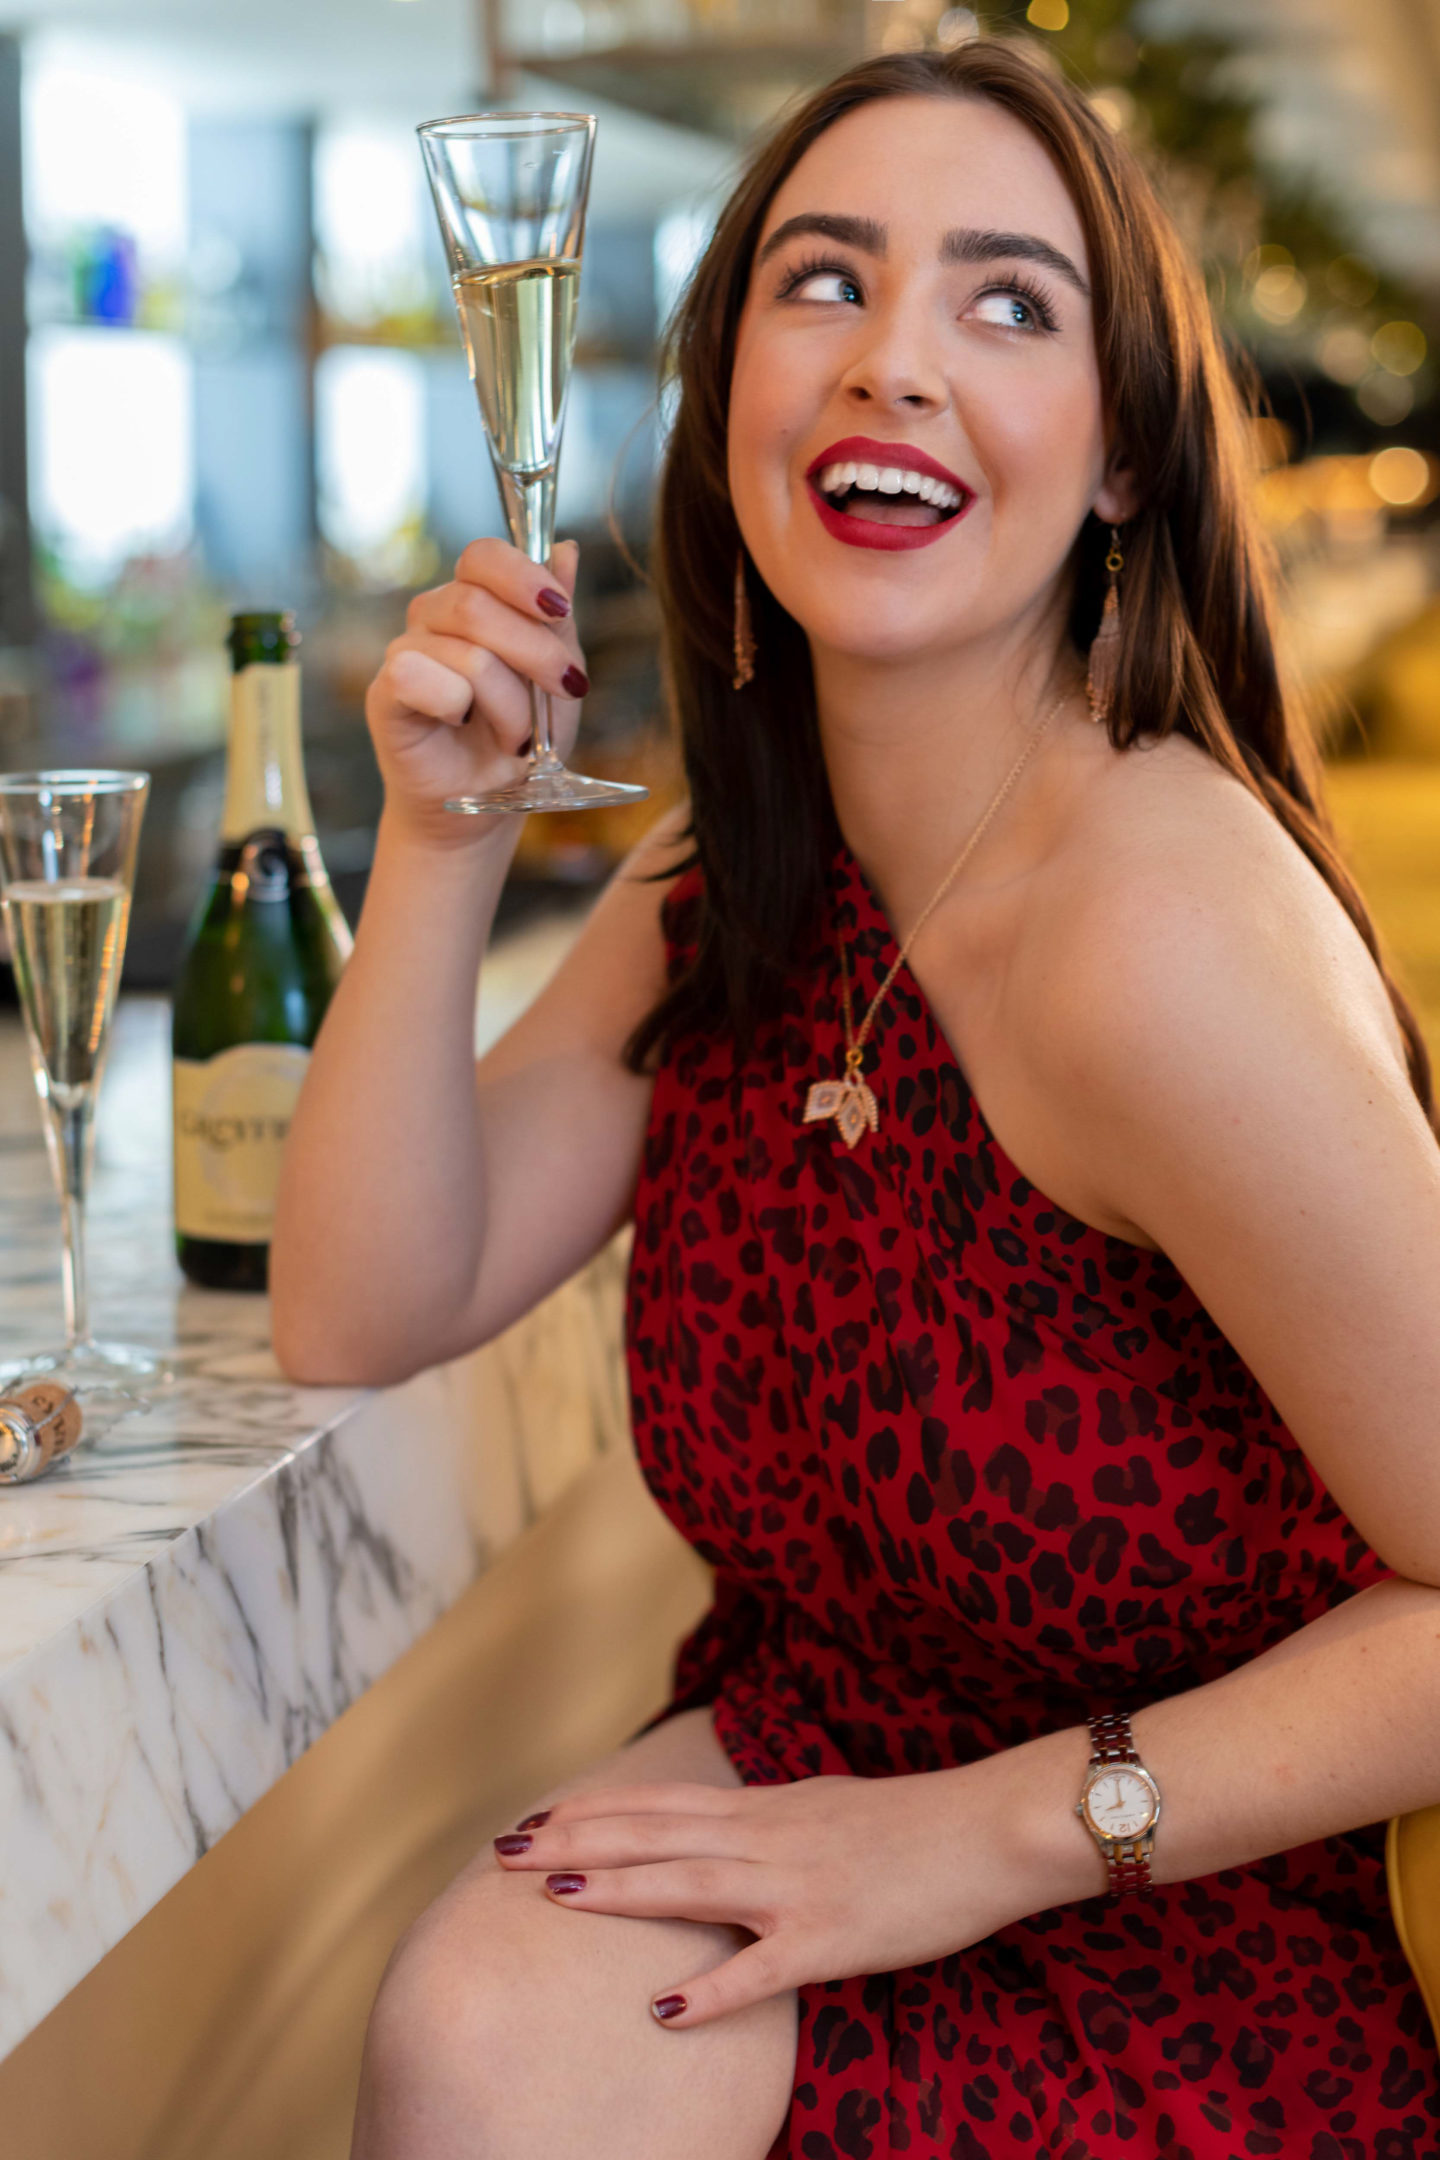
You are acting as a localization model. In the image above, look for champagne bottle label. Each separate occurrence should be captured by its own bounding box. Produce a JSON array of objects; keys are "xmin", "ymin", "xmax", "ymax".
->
[{"xmin": 173, "ymin": 1042, "xmax": 311, "ymax": 1243}]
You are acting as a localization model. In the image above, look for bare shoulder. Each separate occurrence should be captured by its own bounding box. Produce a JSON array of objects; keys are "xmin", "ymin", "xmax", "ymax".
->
[
  {"xmin": 1022, "ymin": 729, "xmax": 1407, "ymax": 1089},
  {"xmin": 985, "ymin": 727, "xmax": 1422, "ymax": 1247}
]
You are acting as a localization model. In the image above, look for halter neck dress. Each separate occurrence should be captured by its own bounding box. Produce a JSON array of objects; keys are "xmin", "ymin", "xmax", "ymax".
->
[{"xmin": 625, "ymin": 848, "xmax": 1438, "ymax": 2160}]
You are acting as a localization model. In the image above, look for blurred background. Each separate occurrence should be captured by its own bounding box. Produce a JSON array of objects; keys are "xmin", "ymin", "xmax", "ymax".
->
[{"xmin": 0, "ymin": 0, "xmax": 1437, "ymax": 1043}]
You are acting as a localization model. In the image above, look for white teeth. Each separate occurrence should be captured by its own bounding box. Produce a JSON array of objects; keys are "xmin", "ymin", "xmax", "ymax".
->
[{"xmin": 814, "ymin": 457, "xmax": 965, "ymax": 509}]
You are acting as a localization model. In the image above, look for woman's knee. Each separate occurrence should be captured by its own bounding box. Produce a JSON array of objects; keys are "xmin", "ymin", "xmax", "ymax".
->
[{"xmin": 361, "ymin": 1874, "xmax": 541, "ymax": 2120}]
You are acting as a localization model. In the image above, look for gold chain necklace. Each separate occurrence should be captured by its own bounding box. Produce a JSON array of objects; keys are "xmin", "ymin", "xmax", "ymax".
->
[{"xmin": 804, "ymin": 689, "xmax": 1070, "ymax": 1149}]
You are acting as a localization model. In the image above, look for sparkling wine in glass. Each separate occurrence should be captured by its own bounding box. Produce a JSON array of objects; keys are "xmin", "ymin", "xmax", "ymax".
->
[
  {"xmin": 419, "ymin": 111, "xmax": 647, "ymax": 816},
  {"xmin": 0, "ymin": 770, "xmax": 167, "ymax": 1400}
]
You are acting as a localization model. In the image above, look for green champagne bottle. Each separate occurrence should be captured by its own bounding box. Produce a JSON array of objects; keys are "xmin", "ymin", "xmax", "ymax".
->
[{"xmin": 172, "ymin": 612, "xmax": 352, "ymax": 1291}]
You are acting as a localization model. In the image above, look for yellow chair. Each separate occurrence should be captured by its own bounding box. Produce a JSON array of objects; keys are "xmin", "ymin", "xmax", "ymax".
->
[{"xmin": 1388, "ymin": 1808, "xmax": 1440, "ymax": 2039}]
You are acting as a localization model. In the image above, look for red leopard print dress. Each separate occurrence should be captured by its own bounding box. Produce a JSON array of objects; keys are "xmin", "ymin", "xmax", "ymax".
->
[{"xmin": 626, "ymin": 848, "xmax": 1439, "ymax": 2160}]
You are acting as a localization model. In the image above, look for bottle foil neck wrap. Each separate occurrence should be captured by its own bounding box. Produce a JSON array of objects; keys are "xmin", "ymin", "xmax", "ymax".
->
[{"xmin": 221, "ymin": 662, "xmax": 317, "ymax": 843}]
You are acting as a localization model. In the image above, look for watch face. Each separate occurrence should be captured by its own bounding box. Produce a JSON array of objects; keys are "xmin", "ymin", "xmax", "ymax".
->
[{"xmin": 1084, "ymin": 1767, "xmax": 1157, "ymax": 1841}]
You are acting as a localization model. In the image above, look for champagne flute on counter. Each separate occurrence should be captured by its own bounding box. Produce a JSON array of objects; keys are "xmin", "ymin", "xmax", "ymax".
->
[
  {"xmin": 418, "ymin": 110, "xmax": 647, "ymax": 815},
  {"xmin": 0, "ymin": 770, "xmax": 167, "ymax": 1400}
]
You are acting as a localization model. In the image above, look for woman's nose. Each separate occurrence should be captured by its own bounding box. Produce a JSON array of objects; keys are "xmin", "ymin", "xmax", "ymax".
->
[{"xmin": 838, "ymin": 306, "xmax": 948, "ymax": 412}]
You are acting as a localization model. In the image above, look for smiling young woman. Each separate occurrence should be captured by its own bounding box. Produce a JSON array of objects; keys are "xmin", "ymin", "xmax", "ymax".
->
[{"xmin": 273, "ymin": 35, "xmax": 1440, "ymax": 2160}]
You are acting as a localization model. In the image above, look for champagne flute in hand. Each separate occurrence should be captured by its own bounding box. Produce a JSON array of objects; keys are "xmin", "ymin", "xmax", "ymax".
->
[
  {"xmin": 419, "ymin": 110, "xmax": 647, "ymax": 815},
  {"xmin": 0, "ymin": 770, "xmax": 167, "ymax": 1401}
]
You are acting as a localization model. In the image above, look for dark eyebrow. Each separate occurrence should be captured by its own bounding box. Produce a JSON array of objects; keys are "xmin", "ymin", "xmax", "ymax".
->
[
  {"xmin": 755, "ymin": 212, "xmax": 887, "ymax": 267},
  {"xmin": 755, "ymin": 212, "xmax": 1089, "ymax": 298},
  {"xmin": 940, "ymin": 226, "xmax": 1090, "ymax": 297}
]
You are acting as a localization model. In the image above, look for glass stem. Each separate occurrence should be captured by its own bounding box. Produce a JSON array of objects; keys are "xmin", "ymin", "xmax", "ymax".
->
[
  {"xmin": 48, "ymin": 1099, "xmax": 91, "ymax": 1352},
  {"xmin": 496, "ymin": 465, "xmax": 563, "ymax": 774}
]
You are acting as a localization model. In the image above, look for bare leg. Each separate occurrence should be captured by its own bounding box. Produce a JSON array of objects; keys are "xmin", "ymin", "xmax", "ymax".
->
[{"xmin": 350, "ymin": 1705, "xmax": 798, "ymax": 2160}]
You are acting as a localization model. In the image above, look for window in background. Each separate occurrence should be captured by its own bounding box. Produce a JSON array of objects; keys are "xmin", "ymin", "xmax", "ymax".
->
[
  {"xmin": 23, "ymin": 47, "xmax": 186, "ymax": 331},
  {"xmin": 654, "ymin": 205, "xmax": 712, "ymax": 444},
  {"xmin": 30, "ymin": 329, "xmax": 194, "ymax": 577},
  {"xmin": 654, "ymin": 206, "xmax": 710, "ymax": 335},
  {"xmin": 24, "ymin": 45, "xmax": 192, "ymax": 582},
  {"xmin": 314, "ymin": 122, "xmax": 437, "ymax": 341},
  {"xmin": 316, "ymin": 345, "xmax": 429, "ymax": 584}
]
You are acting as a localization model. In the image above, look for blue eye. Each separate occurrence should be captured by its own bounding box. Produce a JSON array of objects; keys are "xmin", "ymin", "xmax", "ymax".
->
[
  {"xmin": 778, "ymin": 256, "xmax": 862, "ymax": 305},
  {"xmin": 975, "ymin": 292, "xmax": 1036, "ymax": 328},
  {"xmin": 799, "ymin": 271, "xmax": 861, "ymax": 304},
  {"xmin": 971, "ymin": 278, "xmax": 1059, "ymax": 333}
]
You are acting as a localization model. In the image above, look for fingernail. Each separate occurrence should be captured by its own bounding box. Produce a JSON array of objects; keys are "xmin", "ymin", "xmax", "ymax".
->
[
  {"xmin": 516, "ymin": 1810, "xmax": 551, "ymax": 1831},
  {"xmin": 561, "ymin": 665, "xmax": 589, "ymax": 699},
  {"xmin": 536, "ymin": 587, "xmax": 570, "ymax": 619},
  {"xmin": 546, "ymin": 1872, "xmax": 586, "ymax": 1895},
  {"xmin": 494, "ymin": 1834, "xmax": 532, "ymax": 1856},
  {"xmin": 652, "ymin": 1994, "xmax": 687, "ymax": 2022}
]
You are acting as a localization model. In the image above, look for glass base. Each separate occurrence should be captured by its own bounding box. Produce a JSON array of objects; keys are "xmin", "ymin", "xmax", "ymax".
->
[
  {"xmin": 445, "ymin": 767, "xmax": 650, "ymax": 816},
  {"xmin": 0, "ymin": 1338, "xmax": 172, "ymax": 1406}
]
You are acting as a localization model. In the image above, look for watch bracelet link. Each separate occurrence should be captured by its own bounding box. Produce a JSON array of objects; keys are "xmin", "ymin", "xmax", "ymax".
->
[{"xmin": 1085, "ymin": 1708, "xmax": 1156, "ymax": 1899}]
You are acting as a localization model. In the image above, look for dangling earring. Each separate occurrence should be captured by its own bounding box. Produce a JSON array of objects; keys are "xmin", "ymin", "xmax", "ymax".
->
[
  {"xmin": 732, "ymin": 551, "xmax": 756, "ymax": 691},
  {"xmin": 1086, "ymin": 525, "xmax": 1124, "ymax": 724}
]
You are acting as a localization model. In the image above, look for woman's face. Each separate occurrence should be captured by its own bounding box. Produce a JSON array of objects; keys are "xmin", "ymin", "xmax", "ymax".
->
[{"xmin": 728, "ymin": 94, "xmax": 1132, "ymax": 669}]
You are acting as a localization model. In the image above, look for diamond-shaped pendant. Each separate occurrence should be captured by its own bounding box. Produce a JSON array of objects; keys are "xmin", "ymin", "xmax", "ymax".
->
[{"xmin": 804, "ymin": 1075, "xmax": 879, "ymax": 1149}]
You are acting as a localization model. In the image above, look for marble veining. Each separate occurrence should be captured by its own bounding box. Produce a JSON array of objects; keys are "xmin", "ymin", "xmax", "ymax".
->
[{"xmin": 0, "ymin": 986, "xmax": 632, "ymax": 2060}]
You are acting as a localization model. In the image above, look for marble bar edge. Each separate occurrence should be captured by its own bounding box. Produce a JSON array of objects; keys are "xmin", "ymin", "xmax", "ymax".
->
[{"xmin": 0, "ymin": 1355, "xmax": 525, "ymax": 2062}]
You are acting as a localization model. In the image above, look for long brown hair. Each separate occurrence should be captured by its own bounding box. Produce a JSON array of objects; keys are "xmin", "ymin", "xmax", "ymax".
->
[{"xmin": 629, "ymin": 36, "xmax": 1433, "ymax": 1119}]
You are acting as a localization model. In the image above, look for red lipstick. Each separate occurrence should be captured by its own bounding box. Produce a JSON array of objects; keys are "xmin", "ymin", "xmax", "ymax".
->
[{"xmin": 804, "ymin": 435, "xmax": 975, "ymax": 553}]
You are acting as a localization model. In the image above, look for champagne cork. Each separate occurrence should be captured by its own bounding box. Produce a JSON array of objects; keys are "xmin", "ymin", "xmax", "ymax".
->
[{"xmin": 0, "ymin": 1381, "xmax": 83, "ymax": 1483}]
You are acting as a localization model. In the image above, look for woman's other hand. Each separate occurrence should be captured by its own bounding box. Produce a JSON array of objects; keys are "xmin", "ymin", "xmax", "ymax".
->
[
  {"xmin": 490, "ymin": 1755, "xmax": 1090, "ymax": 2028},
  {"xmin": 365, "ymin": 536, "xmax": 589, "ymax": 843}
]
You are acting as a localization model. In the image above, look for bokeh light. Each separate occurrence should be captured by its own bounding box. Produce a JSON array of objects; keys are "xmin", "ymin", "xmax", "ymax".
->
[
  {"xmin": 1357, "ymin": 372, "xmax": 1416, "ymax": 425},
  {"xmin": 1368, "ymin": 447, "xmax": 1434, "ymax": 507},
  {"xmin": 1371, "ymin": 320, "xmax": 1427, "ymax": 376},
  {"xmin": 1253, "ymin": 266, "xmax": 1307, "ymax": 323},
  {"xmin": 1089, "ymin": 87, "xmax": 1136, "ymax": 134},
  {"xmin": 1318, "ymin": 324, "xmax": 1373, "ymax": 384},
  {"xmin": 1325, "ymin": 255, "xmax": 1379, "ymax": 308}
]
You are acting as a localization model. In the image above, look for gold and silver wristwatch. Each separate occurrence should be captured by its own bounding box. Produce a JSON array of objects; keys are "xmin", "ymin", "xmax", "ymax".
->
[{"xmin": 1075, "ymin": 1709, "xmax": 1161, "ymax": 1897}]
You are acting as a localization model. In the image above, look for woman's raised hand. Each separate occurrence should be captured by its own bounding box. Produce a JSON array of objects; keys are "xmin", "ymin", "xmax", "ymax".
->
[{"xmin": 365, "ymin": 536, "xmax": 589, "ymax": 841}]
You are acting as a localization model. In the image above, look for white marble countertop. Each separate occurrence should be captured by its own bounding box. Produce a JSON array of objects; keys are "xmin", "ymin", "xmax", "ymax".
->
[{"xmin": 0, "ymin": 911, "xmax": 623, "ymax": 2063}]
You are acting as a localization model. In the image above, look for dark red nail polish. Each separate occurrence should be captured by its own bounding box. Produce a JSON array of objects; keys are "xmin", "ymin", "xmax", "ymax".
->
[
  {"xmin": 561, "ymin": 665, "xmax": 589, "ymax": 699},
  {"xmin": 546, "ymin": 1873, "xmax": 586, "ymax": 1894},
  {"xmin": 536, "ymin": 587, "xmax": 570, "ymax": 619},
  {"xmin": 517, "ymin": 1810, "xmax": 551, "ymax": 1831},
  {"xmin": 652, "ymin": 1994, "xmax": 687, "ymax": 2022},
  {"xmin": 494, "ymin": 1833, "xmax": 532, "ymax": 1856}
]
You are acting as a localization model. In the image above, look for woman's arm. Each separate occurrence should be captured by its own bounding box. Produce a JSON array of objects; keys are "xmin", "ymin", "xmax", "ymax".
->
[
  {"xmin": 270, "ymin": 537, "xmax": 686, "ymax": 1386},
  {"xmin": 996, "ymin": 775, "xmax": 1440, "ymax": 1887}
]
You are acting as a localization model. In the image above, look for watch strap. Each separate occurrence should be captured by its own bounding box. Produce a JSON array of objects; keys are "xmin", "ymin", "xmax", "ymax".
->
[
  {"xmin": 1087, "ymin": 1708, "xmax": 1140, "ymax": 1766},
  {"xmin": 1084, "ymin": 1709, "xmax": 1156, "ymax": 1898}
]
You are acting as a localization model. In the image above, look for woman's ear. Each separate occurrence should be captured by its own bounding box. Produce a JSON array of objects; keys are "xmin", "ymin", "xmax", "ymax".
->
[{"xmin": 1094, "ymin": 447, "xmax": 1142, "ymax": 525}]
